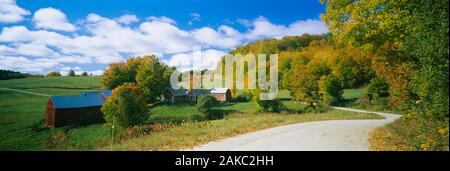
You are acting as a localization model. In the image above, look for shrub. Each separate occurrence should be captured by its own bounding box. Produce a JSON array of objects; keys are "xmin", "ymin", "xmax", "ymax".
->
[
  {"xmin": 196, "ymin": 94, "xmax": 221, "ymax": 119},
  {"xmin": 368, "ymin": 77, "xmax": 389, "ymax": 97},
  {"xmin": 251, "ymin": 89, "xmax": 284, "ymax": 113},
  {"xmin": 305, "ymin": 101, "xmax": 329, "ymax": 113},
  {"xmin": 46, "ymin": 71, "xmax": 61, "ymax": 77},
  {"xmin": 101, "ymin": 83, "xmax": 148, "ymax": 128},
  {"xmin": 235, "ymin": 91, "xmax": 253, "ymax": 102},
  {"xmin": 318, "ymin": 75, "xmax": 343, "ymax": 105},
  {"xmin": 356, "ymin": 93, "xmax": 372, "ymax": 109}
]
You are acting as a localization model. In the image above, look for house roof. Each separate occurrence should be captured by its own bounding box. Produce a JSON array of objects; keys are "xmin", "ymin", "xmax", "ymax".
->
[
  {"xmin": 167, "ymin": 87, "xmax": 188, "ymax": 96},
  {"xmin": 50, "ymin": 93, "xmax": 104, "ymax": 109},
  {"xmin": 189, "ymin": 89, "xmax": 211, "ymax": 96},
  {"xmin": 211, "ymin": 88, "xmax": 229, "ymax": 94}
]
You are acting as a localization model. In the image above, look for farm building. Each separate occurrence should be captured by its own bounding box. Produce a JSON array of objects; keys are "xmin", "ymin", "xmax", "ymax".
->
[
  {"xmin": 161, "ymin": 87, "xmax": 188, "ymax": 102},
  {"xmin": 210, "ymin": 88, "xmax": 232, "ymax": 102},
  {"xmin": 45, "ymin": 90, "xmax": 111, "ymax": 127},
  {"xmin": 161, "ymin": 87, "xmax": 232, "ymax": 102},
  {"xmin": 187, "ymin": 89, "xmax": 211, "ymax": 102}
]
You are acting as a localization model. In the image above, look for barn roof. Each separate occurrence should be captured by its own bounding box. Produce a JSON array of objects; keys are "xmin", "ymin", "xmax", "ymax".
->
[
  {"xmin": 50, "ymin": 93, "xmax": 104, "ymax": 109},
  {"xmin": 101, "ymin": 90, "xmax": 112, "ymax": 98},
  {"xmin": 211, "ymin": 88, "xmax": 229, "ymax": 94}
]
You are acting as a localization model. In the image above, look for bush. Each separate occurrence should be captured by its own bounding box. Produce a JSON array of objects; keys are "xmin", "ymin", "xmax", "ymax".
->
[
  {"xmin": 305, "ymin": 101, "xmax": 329, "ymax": 113},
  {"xmin": 318, "ymin": 75, "xmax": 343, "ymax": 105},
  {"xmin": 368, "ymin": 77, "xmax": 389, "ymax": 97},
  {"xmin": 251, "ymin": 88, "xmax": 284, "ymax": 113},
  {"xmin": 356, "ymin": 93, "xmax": 373, "ymax": 109},
  {"xmin": 101, "ymin": 83, "xmax": 148, "ymax": 128},
  {"xmin": 46, "ymin": 71, "xmax": 61, "ymax": 77},
  {"xmin": 235, "ymin": 91, "xmax": 253, "ymax": 102},
  {"xmin": 195, "ymin": 94, "xmax": 219, "ymax": 119}
]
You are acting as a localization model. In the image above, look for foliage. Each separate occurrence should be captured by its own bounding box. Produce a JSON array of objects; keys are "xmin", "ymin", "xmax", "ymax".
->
[
  {"xmin": 46, "ymin": 71, "xmax": 61, "ymax": 77},
  {"xmin": 81, "ymin": 71, "xmax": 88, "ymax": 76},
  {"xmin": 67, "ymin": 70, "xmax": 76, "ymax": 77},
  {"xmin": 102, "ymin": 55, "xmax": 174, "ymax": 103},
  {"xmin": 322, "ymin": 0, "xmax": 449, "ymax": 150},
  {"xmin": 318, "ymin": 75, "xmax": 343, "ymax": 105},
  {"xmin": 235, "ymin": 91, "xmax": 253, "ymax": 102},
  {"xmin": 136, "ymin": 55, "xmax": 174, "ymax": 103},
  {"xmin": 370, "ymin": 117, "xmax": 449, "ymax": 151},
  {"xmin": 101, "ymin": 83, "xmax": 148, "ymax": 128},
  {"xmin": 195, "ymin": 94, "xmax": 221, "ymax": 119},
  {"xmin": 368, "ymin": 77, "xmax": 389, "ymax": 98},
  {"xmin": 251, "ymin": 88, "xmax": 284, "ymax": 113},
  {"xmin": 0, "ymin": 69, "xmax": 33, "ymax": 80}
]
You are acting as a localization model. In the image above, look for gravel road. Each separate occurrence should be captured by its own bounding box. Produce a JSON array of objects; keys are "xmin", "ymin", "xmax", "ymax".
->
[{"xmin": 191, "ymin": 107, "xmax": 401, "ymax": 151}]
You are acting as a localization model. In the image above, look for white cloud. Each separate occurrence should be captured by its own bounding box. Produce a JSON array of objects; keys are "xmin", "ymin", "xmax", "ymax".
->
[
  {"xmin": 0, "ymin": 0, "xmax": 30, "ymax": 23},
  {"xmin": 147, "ymin": 16, "xmax": 176, "ymax": 25},
  {"xmin": 0, "ymin": 56, "xmax": 65, "ymax": 73},
  {"xmin": 0, "ymin": 11, "xmax": 328, "ymax": 74},
  {"xmin": 167, "ymin": 49, "xmax": 226, "ymax": 71},
  {"xmin": 115, "ymin": 14, "xmax": 139, "ymax": 25},
  {"xmin": 191, "ymin": 25, "xmax": 242, "ymax": 49},
  {"xmin": 244, "ymin": 16, "xmax": 327, "ymax": 40},
  {"xmin": 32, "ymin": 7, "xmax": 76, "ymax": 32}
]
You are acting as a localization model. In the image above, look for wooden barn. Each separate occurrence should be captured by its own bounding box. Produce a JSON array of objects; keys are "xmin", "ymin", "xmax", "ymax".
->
[
  {"xmin": 210, "ymin": 88, "xmax": 232, "ymax": 102},
  {"xmin": 45, "ymin": 90, "xmax": 111, "ymax": 127}
]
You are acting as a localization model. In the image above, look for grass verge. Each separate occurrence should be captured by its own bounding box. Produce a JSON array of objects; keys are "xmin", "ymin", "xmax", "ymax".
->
[{"xmin": 107, "ymin": 109, "xmax": 383, "ymax": 151}]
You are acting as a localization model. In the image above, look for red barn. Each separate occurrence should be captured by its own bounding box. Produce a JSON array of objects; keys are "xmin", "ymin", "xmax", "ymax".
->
[{"xmin": 45, "ymin": 91, "xmax": 111, "ymax": 127}]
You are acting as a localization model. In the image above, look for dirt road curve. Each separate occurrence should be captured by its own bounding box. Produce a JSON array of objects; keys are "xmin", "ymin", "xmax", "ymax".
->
[{"xmin": 191, "ymin": 107, "xmax": 401, "ymax": 151}]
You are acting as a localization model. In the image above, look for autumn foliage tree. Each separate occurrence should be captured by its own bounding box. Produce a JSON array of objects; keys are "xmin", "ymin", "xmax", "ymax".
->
[
  {"xmin": 101, "ymin": 83, "xmax": 147, "ymax": 128},
  {"xmin": 136, "ymin": 55, "xmax": 174, "ymax": 103},
  {"xmin": 102, "ymin": 55, "xmax": 174, "ymax": 103}
]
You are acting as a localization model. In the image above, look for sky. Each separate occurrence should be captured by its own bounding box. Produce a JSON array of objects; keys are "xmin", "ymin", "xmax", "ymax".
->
[{"xmin": 0, "ymin": 0, "xmax": 328, "ymax": 75}]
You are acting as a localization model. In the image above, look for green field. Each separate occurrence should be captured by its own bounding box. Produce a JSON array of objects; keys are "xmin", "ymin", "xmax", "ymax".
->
[
  {"xmin": 0, "ymin": 76, "xmax": 106, "ymax": 150},
  {"xmin": 0, "ymin": 77, "xmax": 376, "ymax": 150},
  {"xmin": 343, "ymin": 87, "xmax": 368, "ymax": 99}
]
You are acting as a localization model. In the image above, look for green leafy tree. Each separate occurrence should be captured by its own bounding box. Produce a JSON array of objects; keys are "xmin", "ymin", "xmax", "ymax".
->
[
  {"xmin": 135, "ymin": 55, "xmax": 174, "ymax": 103},
  {"xmin": 368, "ymin": 77, "xmax": 389, "ymax": 98},
  {"xmin": 81, "ymin": 71, "xmax": 88, "ymax": 76},
  {"xmin": 318, "ymin": 75, "xmax": 343, "ymax": 105},
  {"xmin": 101, "ymin": 83, "xmax": 147, "ymax": 128},
  {"xmin": 67, "ymin": 69, "xmax": 76, "ymax": 77}
]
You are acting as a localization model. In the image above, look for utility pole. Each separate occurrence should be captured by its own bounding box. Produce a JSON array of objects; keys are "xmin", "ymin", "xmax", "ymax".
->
[{"xmin": 110, "ymin": 114, "xmax": 115, "ymax": 151}]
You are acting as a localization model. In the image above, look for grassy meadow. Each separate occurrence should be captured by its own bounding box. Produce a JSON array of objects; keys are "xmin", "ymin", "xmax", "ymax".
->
[{"xmin": 0, "ymin": 76, "xmax": 378, "ymax": 151}]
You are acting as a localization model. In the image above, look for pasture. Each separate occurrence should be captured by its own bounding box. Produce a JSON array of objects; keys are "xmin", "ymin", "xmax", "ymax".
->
[{"xmin": 0, "ymin": 76, "xmax": 373, "ymax": 150}]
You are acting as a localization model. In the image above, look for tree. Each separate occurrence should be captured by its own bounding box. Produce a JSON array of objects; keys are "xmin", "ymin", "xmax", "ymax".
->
[
  {"xmin": 135, "ymin": 55, "xmax": 174, "ymax": 103},
  {"xmin": 46, "ymin": 71, "xmax": 61, "ymax": 77},
  {"xmin": 67, "ymin": 69, "xmax": 76, "ymax": 77},
  {"xmin": 318, "ymin": 75, "xmax": 343, "ymax": 105},
  {"xmin": 368, "ymin": 77, "xmax": 389, "ymax": 98},
  {"xmin": 101, "ymin": 56, "xmax": 145, "ymax": 89},
  {"xmin": 81, "ymin": 71, "xmax": 88, "ymax": 76},
  {"xmin": 251, "ymin": 88, "xmax": 283, "ymax": 113},
  {"xmin": 321, "ymin": 0, "xmax": 449, "ymax": 119},
  {"xmin": 101, "ymin": 83, "xmax": 147, "ymax": 128}
]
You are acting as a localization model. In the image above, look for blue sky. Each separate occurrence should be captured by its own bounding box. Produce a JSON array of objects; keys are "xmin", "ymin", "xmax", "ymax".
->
[{"xmin": 0, "ymin": 0, "xmax": 327, "ymax": 75}]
